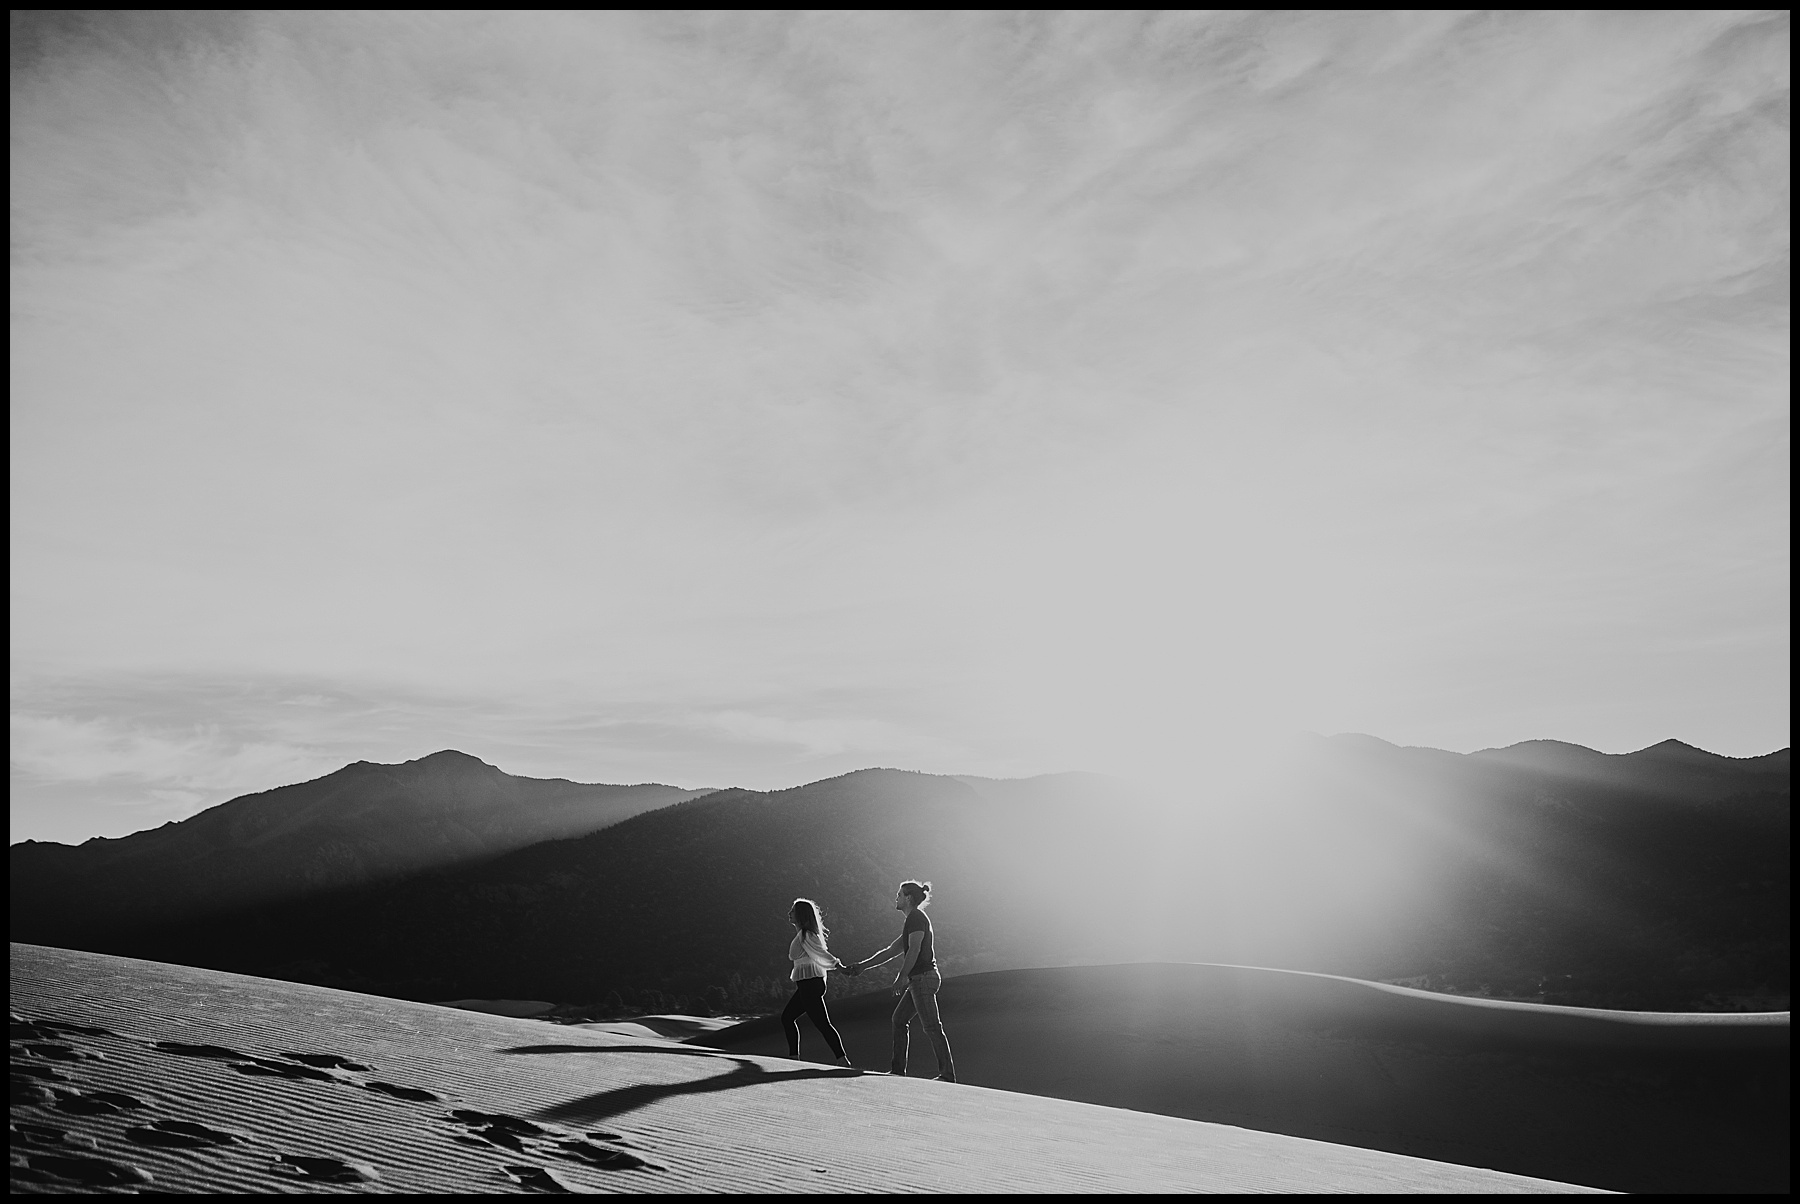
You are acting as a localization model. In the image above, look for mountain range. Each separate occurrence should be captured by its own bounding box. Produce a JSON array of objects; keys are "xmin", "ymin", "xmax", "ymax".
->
[
  {"xmin": 8, "ymin": 750, "xmax": 710, "ymax": 945},
  {"xmin": 9, "ymin": 736, "xmax": 1788, "ymax": 1012}
]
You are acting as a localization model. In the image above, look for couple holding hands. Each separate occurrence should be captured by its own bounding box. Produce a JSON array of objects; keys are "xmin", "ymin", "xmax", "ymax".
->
[{"xmin": 783, "ymin": 879, "xmax": 956, "ymax": 1082}]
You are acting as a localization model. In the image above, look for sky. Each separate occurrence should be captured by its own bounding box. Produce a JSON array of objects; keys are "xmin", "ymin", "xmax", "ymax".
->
[{"xmin": 11, "ymin": 11, "xmax": 1790, "ymax": 845}]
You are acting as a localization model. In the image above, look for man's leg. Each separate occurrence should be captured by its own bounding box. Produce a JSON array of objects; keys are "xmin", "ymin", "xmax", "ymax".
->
[
  {"xmin": 890, "ymin": 987, "xmax": 918, "ymax": 1075},
  {"xmin": 912, "ymin": 977, "xmax": 955, "ymax": 1080}
]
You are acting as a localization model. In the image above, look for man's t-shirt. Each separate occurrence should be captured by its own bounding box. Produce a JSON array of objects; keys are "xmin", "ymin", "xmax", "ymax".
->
[{"xmin": 902, "ymin": 909, "xmax": 937, "ymax": 977}]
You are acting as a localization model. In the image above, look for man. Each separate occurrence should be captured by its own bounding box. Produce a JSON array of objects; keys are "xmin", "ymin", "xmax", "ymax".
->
[{"xmin": 846, "ymin": 880, "xmax": 956, "ymax": 1082}]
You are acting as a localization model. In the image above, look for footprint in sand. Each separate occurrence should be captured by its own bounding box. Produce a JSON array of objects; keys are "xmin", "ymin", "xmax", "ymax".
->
[
  {"xmin": 51, "ymin": 1087, "xmax": 148, "ymax": 1117},
  {"xmin": 153, "ymin": 1040, "xmax": 248, "ymax": 1060},
  {"xmin": 12, "ymin": 1061, "xmax": 71, "ymax": 1082},
  {"xmin": 126, "ymin": 1119, "xmax": 242, "ymax": 1150},
  {"xmin": 15, "ymin": 1041, "xmax": 103, "ymax": 1062},
  {"xmin": 501, "ymin": 1163, "xmax": 582, "ymax": 1193},
  {"xmin": 448, "ymin": 1109, "xmax": 548, "ymax": 1151},
  {"xmin": 11, "ymin": 1152, "xmax": 153, "ymax": 1189},
  {"xmin": 547, "ymin": 1139, "xmax": 657, "ymax": 1171},
  {"xmin": 445, "ymin": 1110, "xmax": 660, "ymax": 1172},
  {"xmin": 154, "ymin": 1039, "xmax": 418, "ymax": 1090},
  {"xmin": 12, "ymin": 1120, "xmax": 96, "ymax": 1150},
  {"xmin": 269, "ymin": 1154, "xmax": 381, "ymax": 1183},
  {"xmin": 155, "ymin": 1040, "xmax": 333, "ymax": 1080},
  {"xmin": 12, "ymin": 1120, "xmax": 63, "ymax": 1145},
  {"xmin": 13, "ymin": 1016, "xmax": 117, "ymax": 1041},
  {"xmin": 279, "ymin": 1051, "xmax": 372, "ymax": 1072},
  {"xmin": 229, "ymin": 1056, "xmax": 339, "ymax": 1082},
  {"xmin": 364, "ymin": 1080, "xmax": 440, "ymax": 1101},
  {"xmin": 12, "ymin": 1080, "xmax": 54, "ymax": 1107}
]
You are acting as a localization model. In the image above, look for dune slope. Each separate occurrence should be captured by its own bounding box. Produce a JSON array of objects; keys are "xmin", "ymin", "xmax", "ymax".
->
[
  {"xmin": 10, "ymin": 943, "xmax": 1597, "ymax": 1194},
  {"xmin": 699, "ymin": 962, "xmax": 1789, "ymax": 1194}
]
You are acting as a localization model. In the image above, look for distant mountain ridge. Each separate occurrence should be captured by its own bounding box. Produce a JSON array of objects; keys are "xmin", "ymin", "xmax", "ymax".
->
[
  {"xmin": 11, "ymin": 734, "xmax": 1786, "ymax": 1013},
  {"xmin": 1465, "ymin": 738, "xmax": 1788, "ymax": 800},
  {"xmin": 1271, "ymin": 734, "xmax": 1788, "ymax": 1008},
  {"xmin": 9, "ymin": 750, "xmax": 714, "ymax": 946}
]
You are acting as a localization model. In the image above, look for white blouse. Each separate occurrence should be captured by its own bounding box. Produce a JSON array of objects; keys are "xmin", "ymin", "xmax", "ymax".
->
[{"xmin": 789, "ymin": 930, "xmax": 837, "ymax": 982}]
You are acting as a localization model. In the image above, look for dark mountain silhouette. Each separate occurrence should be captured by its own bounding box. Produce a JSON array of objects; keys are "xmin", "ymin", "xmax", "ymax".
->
[
  {"xmin": 1468, "ymin": 738, "xmax": 1788, "ymax": 801},
  {"xmin": 14, "ymin": 766, "xmax": 1166, "ymax": 1002},
  {"xmin": 8, "ymin": 750, "xmax": 713, "ymax": 950},
  {"xmin": 9, "ymin": 738, "xmax": 1787, "ymax": 1012},
  {"xmin": 1236, "ymin": 735, "xmax": 1790, "ymax": 1009}
]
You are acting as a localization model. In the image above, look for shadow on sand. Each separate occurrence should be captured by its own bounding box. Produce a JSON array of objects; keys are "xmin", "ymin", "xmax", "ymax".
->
[{"xmin": 501, "ymin": 1042, "xmax": 863, "ymax": 1124}]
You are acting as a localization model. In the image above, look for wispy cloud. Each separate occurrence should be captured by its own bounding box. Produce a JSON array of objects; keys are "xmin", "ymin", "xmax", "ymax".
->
[{"xmin": 8, "ymin": 712, "xmax": 308, "ymax": 792}]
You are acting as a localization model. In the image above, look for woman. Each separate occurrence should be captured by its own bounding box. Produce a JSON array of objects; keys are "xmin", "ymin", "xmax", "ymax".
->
[{"xmin": 782, "ymin": 898, "xmax": 855, "ymax": 1067}]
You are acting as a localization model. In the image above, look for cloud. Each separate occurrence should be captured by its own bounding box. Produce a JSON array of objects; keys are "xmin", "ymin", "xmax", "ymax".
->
[
  {"xmin": 702, "ymin": 709, "xmax": 947, "ymax": 760},
  {"xmin": 17, "ymin": 14, "xmax": 1778, "ymax": 479},
  {"xmin": 9, "ymin": 13, "xmax": 1789, "ymax": 841},
  {"xmin": 8, "ymin": 712, "xmax": 325, "ymax": 796}
]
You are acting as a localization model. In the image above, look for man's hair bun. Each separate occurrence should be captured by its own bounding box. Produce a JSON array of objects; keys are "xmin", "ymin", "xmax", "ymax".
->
[{"xmin": 899, "ymin": 879, "xmax": 932, "ymax": 903}]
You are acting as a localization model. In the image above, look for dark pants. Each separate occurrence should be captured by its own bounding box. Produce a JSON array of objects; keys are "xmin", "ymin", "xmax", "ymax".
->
[
  {"xmin": 891, "ymin": 969, "xmax": 954, "ymax": 1077},
  {"xmin": 781, "ymin": 976, "xmax": 846, "ymax": 1060}
]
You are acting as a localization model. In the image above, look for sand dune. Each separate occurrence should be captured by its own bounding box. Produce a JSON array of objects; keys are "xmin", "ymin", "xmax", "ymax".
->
[
  {"xmin": 567, "ymin": 1015, "xmax": 742, "ymax": 1042},
  {"xmin": 10, "ymin": 944, "xmax": 1598, "ymax": 1194},
  {"xmin": 698, "ymin": 962, "xmax": 1789, "ymax": 1194},
  {"xmin": 422, "ymin": 1004, "xmax": 741, "ymax": 1038},
  {"xmin": 434, "ymin": 999, "xmax": 557, "ymax": 1018}
]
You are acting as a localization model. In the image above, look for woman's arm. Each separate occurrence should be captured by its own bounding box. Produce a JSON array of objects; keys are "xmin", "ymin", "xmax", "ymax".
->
[{"xmin": 800, "ymin": 933, "xmax": 838, "ymax": 973}]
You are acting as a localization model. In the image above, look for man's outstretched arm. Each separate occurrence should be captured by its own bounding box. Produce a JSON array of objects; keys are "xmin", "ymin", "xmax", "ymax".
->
[{"xmin": 849, "ymin": 934, "xmax": 908, "ymax": 973}]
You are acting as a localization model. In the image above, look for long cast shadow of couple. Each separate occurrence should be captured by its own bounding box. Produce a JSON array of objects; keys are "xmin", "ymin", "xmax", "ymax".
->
[{"xmin": 501, "ymin": 1042, "xmax": 862, "ymax": 1125}]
